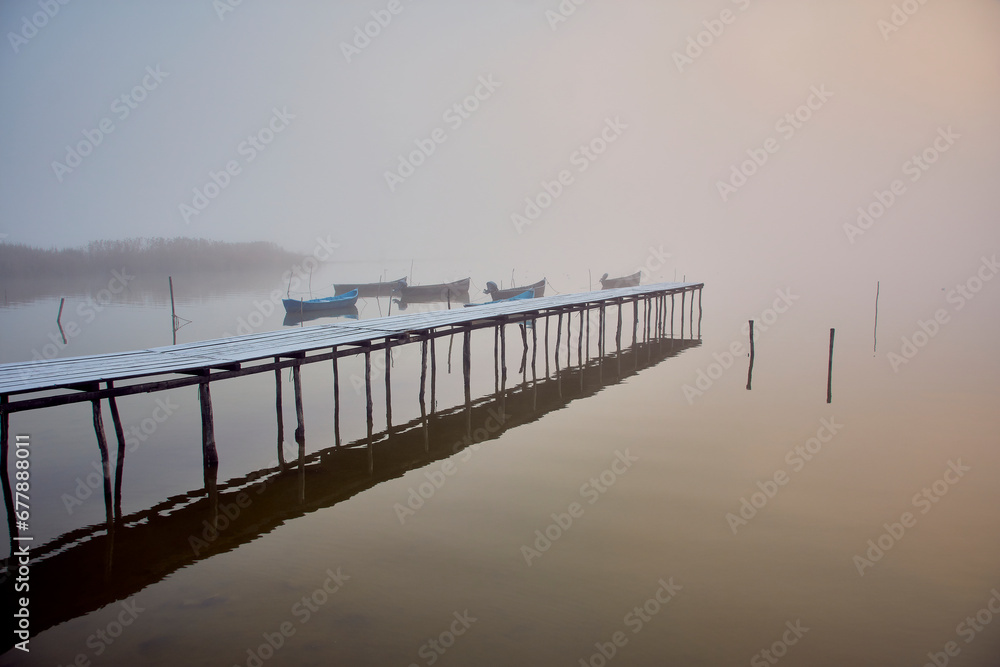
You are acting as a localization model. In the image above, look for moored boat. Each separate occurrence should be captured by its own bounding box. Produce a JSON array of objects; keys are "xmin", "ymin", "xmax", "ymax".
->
[
  {"xmin": 281, "ymin": 289, "xmax": 359, "ymax": 314},
  {"xmin": 599, "ymin": 271, "xmax": 641, "ymax": 289},
  {"xmin": 333, "ymin": 277, "xmax": 406, "ymax": 297},
  {"xmin": 397, "ymin": 277, "xmax": 471, "ymax": 301},
  {"xmin": 484, "ymin": 278, "xmax": 545, "ymax": 301},
  {"xmin": 464, "ymin": 290, "xmax": 535, "ymax": 307}
]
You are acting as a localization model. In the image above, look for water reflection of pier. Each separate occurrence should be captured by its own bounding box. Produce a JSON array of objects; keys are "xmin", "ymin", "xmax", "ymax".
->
[{"xmin": 1, "ymin": 327, "xmax": 700, "ymax": 648}]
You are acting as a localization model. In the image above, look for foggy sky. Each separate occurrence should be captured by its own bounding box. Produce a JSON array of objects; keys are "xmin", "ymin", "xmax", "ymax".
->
[{"xmin": 1, "ymin": 0, "xmax": 999, "ymax": 294}]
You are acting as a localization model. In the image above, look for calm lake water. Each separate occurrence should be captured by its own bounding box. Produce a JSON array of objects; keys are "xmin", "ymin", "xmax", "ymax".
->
[{"xmin": 1, "ymin": 261, "xmax": 999, "ymax": 666}]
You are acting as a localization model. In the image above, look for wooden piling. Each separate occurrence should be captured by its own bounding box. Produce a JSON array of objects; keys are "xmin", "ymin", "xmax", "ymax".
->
[
  {"xmin": 1, "ymin": 394, "xmax": 16, "ymax": 544},
  {"xmin": 697, "ymin": 287, "xmax": 703, "ymax": 339},
  {"xmin": 500, "ymin": 324, "xmax": 507, "ymax": 385},
  {"xmin": 106, "ymin": 381, "xmax": 126, "ymax": 520},
  {"xmin": 90, "ymin": 399, "xmax": 114, "ymax": 525},
  {"xmin": 616, "ymin": 299, "xmax": 622, "ymax": 351},
  {"xmin": 274, "ymin": 359, "xmax": 284, "ymax": 452},
  {"xmin": 680, "ymin": 290, "xmax": 686, "ymax": 339},
  {"xmin": 531, "ymin": 318, "xmax": 538, "ymax": 380},
  {"xmin": 198, "ymin": 381, "xmax": 218, "ymax": 469},
  {"xmin": 746, "ymin": 320, "xmax": 755, "ymax": 391},
  {"xmin": 827, "ymin": 328, "xmax": 835, "ymax": 404},
  {"xmin": 169, "ymin": 276, "xmax": 177, "ymax": 345},
  {"xmin": 332, "ymin": 352, "xmax": 340, "ymax": 448},
  {"xmin": 293, "ymin": 362, "xmax": 305, "ymax": 444},
  {"xmin": 670, "ymin": 294, "xmax": 675, "ymax": 338},
  {"xmin": 419, "ymin": 339, "xmax": 429, "ymax": 453},
  {"xmin": 365, "ymin": 348, "xmax": 373, "ymax": 473},
  {"xmin": 544, "ymin": 315, "xmax": 550, "ymax": 377},
  {"xmin": 384, "ymin": 340, "xmax": 392, "ymax": 430},
  {"xmin": 429, "ymin": 335, "xmax": 437, "ymax": 413},
  {"xmin": 555, "ymin": 313, "xmax": 563, "ymax": 368}
]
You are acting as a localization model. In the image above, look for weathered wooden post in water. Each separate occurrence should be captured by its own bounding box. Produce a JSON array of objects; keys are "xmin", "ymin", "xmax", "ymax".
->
[
  {"xmin": 364, "ymin": 347, "xmax": 373, "ymax": 474},
  {"xmin": 827, "ymin": 328, "xmax": 835, "ymax": 404},
  {"xmin": 331, "ymin": 351, "xmax": 341, "ymax": 448},
  {"xmin": 746, "ymin": 320, "xmax": 755, "ymax": 391},
  {"xmin": 198, "ymin": 380, "xmax": 218, "ymax": 469},
  {"xmin": 463, "ymin": 327, "xmax": 472, "ymax": 435},
  {"xmin": 384, "ymin": 340, "xmax": 392, "ymax": 430},
  {"xmin": 106, "ymin": 381, "xmax": 127, "ymax": 520},
  {"xmin": 89, "ymin": 399, "xmax": 114, "ymax": 525}
]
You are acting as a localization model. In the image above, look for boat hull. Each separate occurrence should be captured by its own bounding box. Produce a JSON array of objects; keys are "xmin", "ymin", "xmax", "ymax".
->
[
  {"xmin": 333, "ymin": 278, "xmax": 406, "ymax": 297},
  {"xmin": 600, "ymin": 271, "xmax": 641, "ymax": 289},
  {"xmin": 397, "ymin": 278, "xmax": 471, "ymax": 301},
  {"xmin": 486, "ymin": 279, "xmax": 545, "ymax": 301},
  {"xmin": 282, "ymin": 289, "xmax": 359, "ymax": 313},
  {"xmin": 465, "ymin": 290, "xmax": 534, "ymax": 307}
]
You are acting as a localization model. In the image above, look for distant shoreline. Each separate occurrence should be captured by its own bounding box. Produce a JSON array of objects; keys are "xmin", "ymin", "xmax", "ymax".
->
[{"xmin": 0, "ymin": 237, "xmax": 305, "ymax": 279}]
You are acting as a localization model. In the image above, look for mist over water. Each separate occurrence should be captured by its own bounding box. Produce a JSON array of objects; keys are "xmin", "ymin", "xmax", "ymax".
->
[{"xmin": 2, "ymin": 0, "xmax": 1000, "ymax": 665}]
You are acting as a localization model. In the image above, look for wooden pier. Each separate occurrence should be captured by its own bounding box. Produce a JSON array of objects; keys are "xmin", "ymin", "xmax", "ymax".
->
[{"xmin": 0, "ymin": 281, "xmax": 703, "ymax": 551}]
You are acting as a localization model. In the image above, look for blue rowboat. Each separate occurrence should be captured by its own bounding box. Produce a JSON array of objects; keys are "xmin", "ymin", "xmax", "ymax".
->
[
  {"xmin": 282, "ymin": 289, "xmax": 359, "ymax": 314},
  {"xmin": 463, "ymin": 290, "xmax": 534, "ymax": 307}
]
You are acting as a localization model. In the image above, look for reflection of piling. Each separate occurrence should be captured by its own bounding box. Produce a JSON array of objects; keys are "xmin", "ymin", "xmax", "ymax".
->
[
  {"xmin": 827, "ymin": 328, "xmax": 835, "ymax": 404},
  {"xmin": 746, "ymin": 320, "xmax": 755, "ymax": 391}
]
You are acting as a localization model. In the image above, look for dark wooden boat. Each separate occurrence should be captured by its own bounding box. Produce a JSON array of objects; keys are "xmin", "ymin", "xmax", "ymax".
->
[
  {"xmin": 484, "ymin": 278, "xmax": 545, "ymax": 301},
  {"xmin": 281, "ymin": 289, "xmax": 359, "ymax": 314},
  {"xmin": 333, "ymin": 277, "xmax": 406, "ymax": 297},
  {"xmin": 397, "ymin": 277, "xmax": 471, "ymax": 301},
  {"xmin": 464, "ymin": 290, "xmax": 535, "ymax": 307},
  {"xmin": 599, "ymin": 271, "xmax": 641, "ymax": 289}
]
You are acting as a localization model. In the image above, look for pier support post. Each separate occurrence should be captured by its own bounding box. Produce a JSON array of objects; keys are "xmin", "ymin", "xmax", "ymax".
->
[
  {"xmin": 632, "ymin": 298, "xmax": 638, "ymax": 346},
  {"xmin": 332, "ymin": 350, "xmax": 341, "ymax": 448},
  {"xmin": 384, "ymin": 339, "xmax": 392, "ymax": 431},
  {"xmin": 544, "ymin": 315, "xmax": 550, "ymax": 377},
  {"xmin": 747, "ymin": 320, "xmax": 755, "ymax": 391},
  {"xmin": 293, "ymin": 362, "xmax": 305, "ymax": 445},
  {"xmin": 531, "ymin": 318, "xmax": 538, "ymax": 380},
  {"xmin": 365, "ymin": 348, "xmax": 373, "ymax": 474},
  {"xmin": 578, "ymin": 310, "xmax": 584, "ymax": 367},
  {"xmin": 697, "ymin": 287, "xmax": 703, "ymax": 339},
  {"xmin": 198, "ymin": 381, "xmax": 218, "ymax": 469},
  {"xmin": 106, "ymin": 382, "xmax": 127, "ymax": 520},
  {"xmin": 671, "ymin": 294, "xmax": 675, "ymax": 338},
  {"xmin": 1, "ymin": 394, "xmax": 17, "ymax": 549},
  {"xmin": 463, "ymin": 327, "xmax": 472, "ymax": 436},
  {"xmin": 689, "ymin": 289, "xmax": 694, "ymax": 337},
  {"xmin": 493, "ymin": 326, "xmax": 500, "ymax": 393},
  {"xmin": 90, "ymin": 399, "xmax": 114, "ymax": 525},
  {"xmin": 616, "ymin": 299, "xmax": 622, "ymax": 351},
  {"xmin": 555, "ymin": 312, "xmax": 563, "ymax": 368},
  {"xmin": 430, "ymin": 334, "xmax": 437, "ymax": 413},
  {"xmin": 681, "ymin": 290, "xmax": 686, "ymax": 340},
  {"xmin": 500, "ymin": 323, "xmax": 507, "ymax": 386},
  {"xmin": 274, "ymin": 359, "xmax": 285, "ymax": 462},
  {"xmin": 420, "ymin": 339, "xmax": 429, "ymax": 453}
]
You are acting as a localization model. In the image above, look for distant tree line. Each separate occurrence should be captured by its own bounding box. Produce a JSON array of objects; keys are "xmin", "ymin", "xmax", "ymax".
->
[{"xmin": 0, "ymin": 237, "xmax": 305, "ymax": 278}]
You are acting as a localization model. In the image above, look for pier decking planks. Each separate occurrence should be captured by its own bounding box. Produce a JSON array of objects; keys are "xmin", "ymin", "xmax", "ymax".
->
[{"xmin": 0, "ymin": 282, "xmax": 702, "ymax": 410}]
